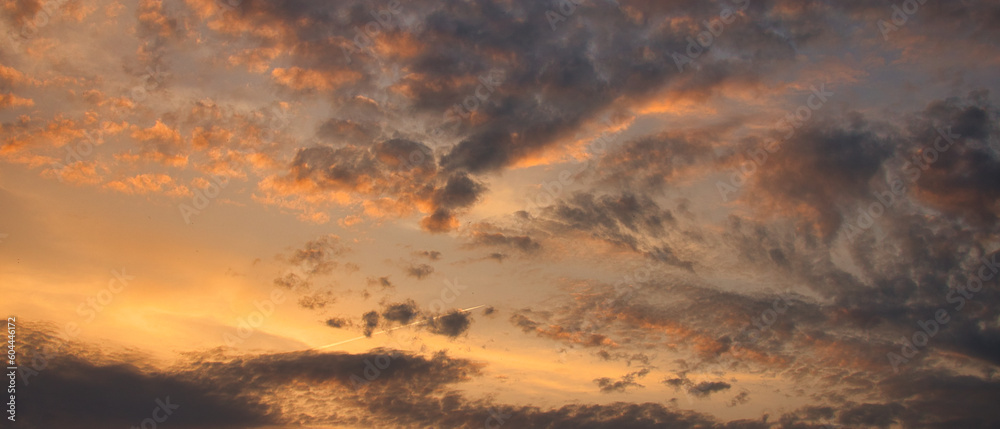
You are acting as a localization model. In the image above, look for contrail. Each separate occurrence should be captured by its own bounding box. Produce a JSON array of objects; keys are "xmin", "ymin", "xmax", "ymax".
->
[{"xmin": 313, "ymin": 304, "xmax": 486, "ymax": 351}]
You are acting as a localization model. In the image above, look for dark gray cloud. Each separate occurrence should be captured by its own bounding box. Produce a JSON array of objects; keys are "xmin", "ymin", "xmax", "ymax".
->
[
  {"xmin": 350, "ymin": 302, "xmax": 476, "ymax": 339},
  {"xmin": 275, "ymin": 140, "xmax": 486, "ymax": 232},
  {"xmin": 325, "ymin": 317, "xmax": 350, "ymax": 328},
  {"xmin": 286, "ymin": 234, "xmax": 350, "ymax": 275},
  {"xmin": 413, "ymin": 250, "xmax": 442, "ymax": 260},
  {"xmin": 662, "ymin": 373, "xmax": 732, "ymax": 398},
  {"xmin": 273, "ymin": 236, "xmax": 352, "ymax": 297},
  {"xmin": 405, "ymin": 263, "xmax": 434, "ymax": 279},
  {"xmin": 749, "ymin": 115, "xmax": 895, "ymax": 239},
  {"xmin": 273, "ymin": 272, "xmax": 310, "ymax": 291},
  {"xmin": 469, "ymin": 230, "xmax": 541, "ymax": 253},
  {"xmin": 539, "ymin": 192, "xmax": 692, "ymax": 270},
  {"xmin": 298, "ymin": 292, "xmax": 335, "ymax": 310},
  {"xmin": 595, "ymin": 131, "xmax": 717, "ymax": 192},
  {"xmin": 362, "ymin": 310, "xmax": 380, "ymax": 337},
  {"xmin": 688, "ymin": 381, "xmax": 732, "ymax": 398},
  {"xmin": 904, "ymin": 93, "xmax": 1000, "ymax": 225},
  {"xmin": 382, "ymin": 300, "xmax": 420, "ymax": 324},
  {"xmin": 594, "ymin": 368, "xmax": 650, "ymax": 393},
  {"xmin": 21, "ymin": 322, "xmax": 746, "ymax": 429},
  {"xmin": 367, "ymin": 276, "xmax": 394, "ymax": 289},
  {"xmin": 427, "ymin": 310, "xmax": 472, "ymax": 338}
]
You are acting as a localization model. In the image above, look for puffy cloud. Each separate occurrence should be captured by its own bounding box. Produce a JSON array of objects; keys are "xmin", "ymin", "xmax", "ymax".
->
[
  {"xmin": 104, "ymin": 173, "xmax": 191, "ymax": 196},
  {"xmin": 594, "ymin": 368, "xmax": 650, "ymax": 393},
  {"xmin": 405, "ymin": 263, "xmax": 434, "ymax": 279},
  {"xmin": 286, "ymin": 234, "xmax": 351, "ymax": 275},
  {"xmin": 426, "ymin": 310, "xmax": 472, "ymax": 338},
  {"xmin": 265, "ymin": 141, "xmax": 486, "ymax": 232},
  {"xmin": 382, "ymin": 299, "xmax": 419, "ymax": 324},
  {"xmin": 468, "ymin": 229, "xmax": 541, "ymax": 253}
]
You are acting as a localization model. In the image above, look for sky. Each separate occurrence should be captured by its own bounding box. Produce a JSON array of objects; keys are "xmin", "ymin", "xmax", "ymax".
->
[{"xmin": 1, "ymin": 0, "xmax": 1000, "ymax": 428}]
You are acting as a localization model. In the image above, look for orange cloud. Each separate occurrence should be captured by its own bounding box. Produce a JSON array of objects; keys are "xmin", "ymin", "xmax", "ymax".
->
[
  {"xmin": 104, "ymin": 173, "xmax": 191, "ymax": 196},
  {"xmin": 129, "ymin": 120, "xmax": 188, "ymax": 167},
  {"xmin": 0, "ymin": 93, "xmax": 34, "ymax": 109},
  {"xmin": 271, "ymin": 67, "xmax": 361, "ymax": 92}
]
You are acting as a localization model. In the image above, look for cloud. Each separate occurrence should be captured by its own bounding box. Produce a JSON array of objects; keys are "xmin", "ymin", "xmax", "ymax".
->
[
  {"xmin": 265, "ymin": 141, "xmax": 486, "ymax": 232},
  {"xmin": 298, "ymin": 291, "xmax": 335, "ymax": 310},
  {"xmin": 905, "ymin": 93, "xmax": 1000, "ymax": 225},
  {"xmin": 747, "ymin": 114, "xmax": 894, "ymax": 238},
  {"xmin": 413, "ymin": 250, "xmax": 442, "ymax": 260},
  {"xmin": 382, "ymin": 300, "xmax": 419, "ymax": 324},
  {"xmin": 537, "ymin": 192, "xmax": 692, "ymax": 270},
  {"xmin": 361, "ymin": 310, "xmax": 380, "ymax": 337},
  {"xmin": 15, "ymin": 323, "xmax": 275, "ymax": 429},
  {"xmin": 426, "ymin": 310, "xmax": 472, "ymax": 338},
  {"xmin": 688, "ymin": 381, "xmax": 732, "ymax": 398},
  {"xmin": 468, "ymin": 229, "xmax": 541, "ymax": 253},
  {"xmin": 325, "ymin": 317, "xmax": 350, "ymax": 329},
  {"xmin": 594, "ymin": 368, "xmax": 650, "ymax": 393},
  {"xmin": 405, "ymin": 263, "xmax": 434, "ymax": 279},
  {"xmin": 662, "ymin": 374, "xmax": 731, "ymax": 398},
  {"xmin": 104, "ymin": 173, "xmax": 191, "ymax": 197},
  {"xmin": 286, "ymin": 234, "xmax": 351, "ymax": 275},
  {"xmin": 273, "ymin": 272, "xmax": 310, "ymax": 291},
  {"xmin": 366, "ymin": 276, "xmax": 394, "ymax": 289}
]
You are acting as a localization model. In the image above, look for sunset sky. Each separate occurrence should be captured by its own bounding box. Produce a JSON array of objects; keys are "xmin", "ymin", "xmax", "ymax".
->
[{"xmin": 2, "ymin": 0, "xmax": 1000, "ymax": 428}]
